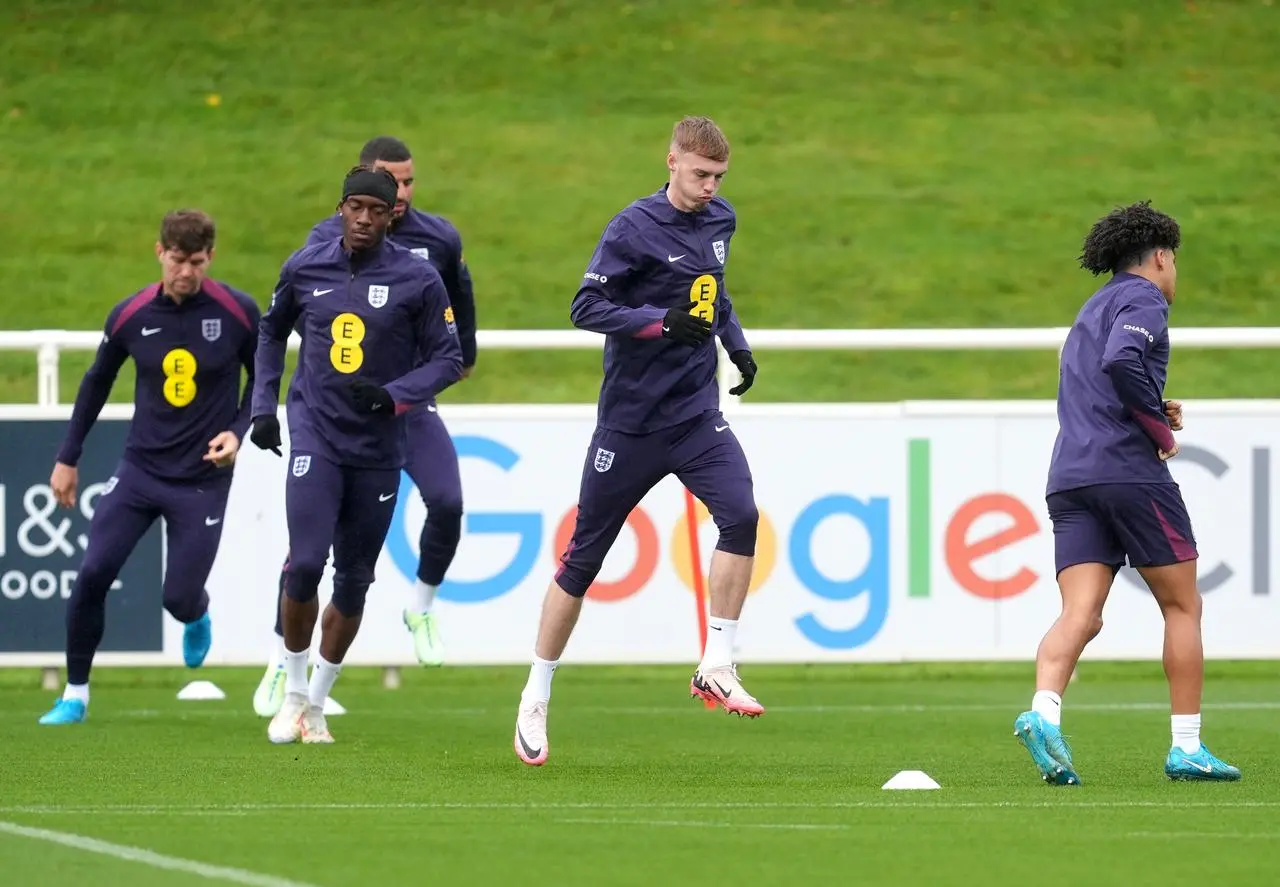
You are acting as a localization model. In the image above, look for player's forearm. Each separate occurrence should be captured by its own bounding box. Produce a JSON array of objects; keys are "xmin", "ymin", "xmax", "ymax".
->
[
  {"xmin": 384, "ymin": 355, "xmax": 465, "ymax": 411},
  {"xmin": 1103, "ymin": 357, "xmax": 1176, "ymax": 451},
  {"xmin": 250, "ymin": 336, "xmax": 287, "ymax": 417},
  {"xmin": 56, "ymin": 369, "xmax": 115, "ymax": 466},
  {"xmin": 718, "ymin": 312, "xmax": 750, "ymax": 354},
  {"xmin": 230, "ymin": 378, "xmax": 255, "ymax": 441},
  {"xmin": 570, "ymin": 292, "xmax": 665, "ymax": 338}
]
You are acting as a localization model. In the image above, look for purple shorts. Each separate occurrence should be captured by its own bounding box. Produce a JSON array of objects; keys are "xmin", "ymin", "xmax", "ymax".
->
[{"xmin": 1047, "ymin": 482, "xmax": 1198, "ymax": 575}]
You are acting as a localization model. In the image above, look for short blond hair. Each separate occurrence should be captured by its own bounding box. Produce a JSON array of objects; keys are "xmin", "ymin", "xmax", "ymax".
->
[{"xmin": 670, "ymin": 116, "xmax": 730, "ymax": 162}]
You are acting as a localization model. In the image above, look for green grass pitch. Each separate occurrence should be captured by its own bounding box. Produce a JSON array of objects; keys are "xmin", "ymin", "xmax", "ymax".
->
[
  {"xmin": 2, "ymin": 3, "xmax": 1278, "ymax": 884},
  {"xmin": 1, "ymin": 663, "xmax": 1276, "ymax": 886}
]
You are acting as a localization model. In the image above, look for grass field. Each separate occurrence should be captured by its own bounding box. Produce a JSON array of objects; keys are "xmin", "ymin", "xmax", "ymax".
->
[
  {"xmin": 0, "ymin": 662, "xmax": 1276, "ymax": 886},
  {"xmin": 4, "ymin": 1, "xmax": 1280, "ymax": 405}
]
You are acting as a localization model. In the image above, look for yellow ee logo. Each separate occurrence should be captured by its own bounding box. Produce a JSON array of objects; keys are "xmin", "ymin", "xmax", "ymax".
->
[
  {"xmin": 689, "ymin": 275, "xmax": 717, "ymax": 324},
  {"xmin": 330, "ymin": 313, "xmax": 366, "ymax": 374},
  {"xmin": 162, "ymin": 348, "xmax": 198, "ymax": 407}
]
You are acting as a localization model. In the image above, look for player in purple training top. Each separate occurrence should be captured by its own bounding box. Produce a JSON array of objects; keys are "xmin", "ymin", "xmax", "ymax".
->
[
  {"xmin": 1014, "ymin": 201, "xmax": 1240, "ymax": 784},
  {"xmin": 249, "ymin": 166, "xmax": 463, "ymax": 745},
  {"xmin": 253, "ymin": 137, "xmax": 476, "ymax": 717},
  {"xmin": 39, "ymin": 210, "xmax": 261, "ymax": 726},
  {"xmin": 513, "ymin": 117, "xmax": 762, "ymax": 766}
]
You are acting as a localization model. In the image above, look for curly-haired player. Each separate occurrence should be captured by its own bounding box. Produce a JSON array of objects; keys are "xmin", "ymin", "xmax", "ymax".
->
[{"xmin": 1013, "ymin": 201, "xmax": 1240, "ymax": 785}]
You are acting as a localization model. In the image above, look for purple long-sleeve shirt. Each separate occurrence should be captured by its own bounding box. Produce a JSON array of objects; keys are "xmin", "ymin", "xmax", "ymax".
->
[
  {"xmin": 1047, "ymin": 272, "xmax": 1177, "ymax": 495},
  {"xmin": 57, "ymin": 280, "xmax": 260, "ymax": 482},
  {"xmin": 252, "ymin": 237, "xmax": 463, "ymax": 469},
  {"xmin": 306, "ymin": 208, "xmax": 477, "ymax": 368},
  {"xmin": 572, "ymin": 185, "xmax": 750, "ymax": 433}
]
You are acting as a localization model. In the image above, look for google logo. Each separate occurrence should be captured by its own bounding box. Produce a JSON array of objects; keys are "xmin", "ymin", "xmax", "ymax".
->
[
  {"xmin": 384, "ymin": 435, "xmax": 892, "ymax": 649},
  {"xmin": 385, "ymin": 437, "xmax": 788, "ymax": 603},
  {"xmin": 384, "ymin": 434, "xmax": 1274, "ymax": 651}
]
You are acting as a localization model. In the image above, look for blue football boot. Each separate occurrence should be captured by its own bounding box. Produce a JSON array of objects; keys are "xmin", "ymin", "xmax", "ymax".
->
[
  {"xmin": 183, "ymin": 612, "xmax": 212, "ymax": 668},
  {"xmin": 1165, "ymin": 746, "xmax": 1241, "ymax": 782},
  {"xmin": 38, "ymin": 698, "xmax": 87, "ymax": 725},
  {"xmin": 1014, "ymin": 710, "xmax": 1081, "ymax": 786}
]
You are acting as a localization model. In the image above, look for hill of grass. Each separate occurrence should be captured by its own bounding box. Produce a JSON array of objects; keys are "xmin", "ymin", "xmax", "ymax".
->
[{"xmin": 3, "ymin": 0, "xmax": 1278, "ymax": 405}]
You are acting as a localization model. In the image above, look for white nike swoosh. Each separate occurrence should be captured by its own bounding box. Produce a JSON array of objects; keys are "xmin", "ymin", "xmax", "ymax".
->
[
  {"xmin": 662, "ymin": 326, "xmax": 670, "ymax": 333},
  {"xmin": 427, "ymin": 406, "xmax": 438, "ymax": 413},
  {"xmin": 313, "ymin": 288, "xmax": 334, "ymax": 297},
  {"xmin": 667, "ymin": 254, "xmax": 685, "ymax": 262},
  {"xmin": 715, "ymin": 425, "xmax": 729, "ymax": 432},
  {"xmin": 378, "ymin": 493, "xmax": 395, "ymax": 502},
  {"xmin": 205, "ymin": 517, "xmax": 221, "ymax": 526},
  {"xmin": 141, "ymin": 327, "xmax": 161, "ymax": 336}
]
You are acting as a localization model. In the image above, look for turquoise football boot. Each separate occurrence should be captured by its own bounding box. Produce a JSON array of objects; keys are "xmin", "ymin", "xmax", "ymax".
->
[
  {"xmin": 38, "ymin": 698, "xmax": 87, "ymax": 725},
  {"xmin": 1165, "ymin": 746, "xmax": 1241, "ymax": 782},
  {"xmin": 1014, "ymin": 711, "xmax": 1081, "ymax": 786},
  {"xmin": 183, "ymin": 612, "xmax": 212, "ymax": 667}
]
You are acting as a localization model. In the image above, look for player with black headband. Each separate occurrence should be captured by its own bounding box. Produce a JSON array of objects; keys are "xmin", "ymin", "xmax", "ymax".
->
[{"xmin": 249, "ymin": 165, "xmax": 463, "ymax": 744}]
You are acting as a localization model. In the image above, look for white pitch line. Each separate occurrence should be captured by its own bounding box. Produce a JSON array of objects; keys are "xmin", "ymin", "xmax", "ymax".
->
[
  {"xmin": 0, "ymin": 820, "xmax": 322, "ymax": 887},
  {"xmin": 1127, "ymin": 831, "xmax": 1280, "ymax": 840},
  {"xmin": 556, "ymin": 817, "xmax": 850, "ymax": 831},
  {"xmin": 2, "ymin": 800, "xmax": 1278, "ymax": 816}
]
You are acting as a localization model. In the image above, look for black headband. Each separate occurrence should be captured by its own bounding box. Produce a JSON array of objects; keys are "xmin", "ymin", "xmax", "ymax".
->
[{"xmin": 342, "ymin": 168, "xmax": 397, "ymax": 208}]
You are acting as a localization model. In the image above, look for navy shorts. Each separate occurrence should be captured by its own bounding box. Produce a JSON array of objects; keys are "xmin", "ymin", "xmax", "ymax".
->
[{"xmin": 1047, "ymin": 482, "xmax": 1198, "ymax": 575}]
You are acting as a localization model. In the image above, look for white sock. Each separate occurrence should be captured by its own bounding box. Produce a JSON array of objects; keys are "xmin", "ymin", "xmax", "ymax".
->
[
  {"xmin": 521, "ymin": 656, "xmax": 558, "ymax": 704},
  {"xmin": 283, "ymin": 647, "xmax": 309, "ymax": 697},
  {"xmin": 269, "ymin": 634, "xmax": 287, "ymax": 670},
  {"xmin": 308, "ymin": 654, "xmax": 342, "ymax": 709},
  {"xmin": 699, "ymin": 617, "xmax": 738, "ymax": 671},
  {"xmin": 414, "ymin": 580, "xmax": 437, "ymax": 614},
  {"xmin": 1172, "ymin": 713, "xmax": 1201, "ymax": 754},
  {"xmin": 1032, "ymin": 689, "xmax": 1062, "ymax": 727},
  {"xmin": 63, "ymin": 683, "xmax": 89, "ymax": 705}
]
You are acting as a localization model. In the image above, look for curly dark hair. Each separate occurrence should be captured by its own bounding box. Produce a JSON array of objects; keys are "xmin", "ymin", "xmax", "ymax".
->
[{"xmin": 1078, "ymin": 200, "xmax": 1181, "ymax": 276}]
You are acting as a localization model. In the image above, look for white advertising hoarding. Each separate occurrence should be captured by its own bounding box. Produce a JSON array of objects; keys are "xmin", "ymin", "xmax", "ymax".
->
[{"xmin": 0, "ymin": 401, "xmax": 1274, "ymax": 666}]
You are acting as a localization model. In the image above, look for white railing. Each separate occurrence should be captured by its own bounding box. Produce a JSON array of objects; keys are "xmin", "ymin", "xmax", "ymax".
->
[{"xmin": 4, "ymin": 327, "xmax": 1280, "ymax": 408}]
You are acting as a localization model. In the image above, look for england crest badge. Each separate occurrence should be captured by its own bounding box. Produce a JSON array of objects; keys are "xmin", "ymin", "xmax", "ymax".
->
[{"xmin": 593, "ymin": 448, "xmax": 615, "ymax": 473}]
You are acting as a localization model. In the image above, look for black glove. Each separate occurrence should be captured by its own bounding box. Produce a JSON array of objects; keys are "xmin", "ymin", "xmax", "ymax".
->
[
  {"xmin": 348, "ymin": 379, "xmax": 395, "ymax": 414},
  {"xmin": 249, "ymin": 415, "xmax": 282, "ymax": 456},
  {"xmin": 728, "ymin": 350, "xmax": 757, "ymax": 396},
  {"xmin": 662, "ymin": 301, "xmax": 714, "ymax": 347}
]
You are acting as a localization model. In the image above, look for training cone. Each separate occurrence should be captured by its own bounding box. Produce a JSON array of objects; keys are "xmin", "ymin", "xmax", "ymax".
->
[
  {"xmin": 322, "ymin": 696, "xmax": 346, "ymax": 715},
  {"xmin": 176, "ymin": 680, "xmax": 226, "ymax": 701},
  {"xmin": 882, "ymin": 770, "xmax": 940, "ymax": 790}
]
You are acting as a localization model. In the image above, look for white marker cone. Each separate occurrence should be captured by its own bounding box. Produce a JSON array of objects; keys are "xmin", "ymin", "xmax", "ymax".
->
[
  {"xmin": 176, "ymin": 680, "xmax": 226, "ymax": 701},
  {"xmin": 882, "ymin": 770, "xmax": 940, "ymax": 790}
]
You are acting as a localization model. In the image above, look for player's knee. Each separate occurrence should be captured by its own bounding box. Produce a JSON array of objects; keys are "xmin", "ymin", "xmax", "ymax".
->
[
  {"xmin": 1062, "ymin": 607, "xmax": 1103, "ymax": 641},
  {"xmin": 330, "ymin": 581, "xmax": 369, "ymax": 618},
  {"xmin": 552, "ymin": 555, "xmax": 597, "ymax": 599},
  {"xmin": 162, "ymin": 585, "xmax": 207, "ymax": 624},
  {"xmin": 713, "ymin": 499, "xmax": 759, "ymax": 558},
  {"xmin": 423, "ymin": 500, "xmax": 463, "ymax": 535},
  {"xmin": 73, "ymin": 554, "xmax": 120, "ymax": 601},
  {"xmin": 283, "ymin": 556, "xmax": 325, "ymax": 603}
]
